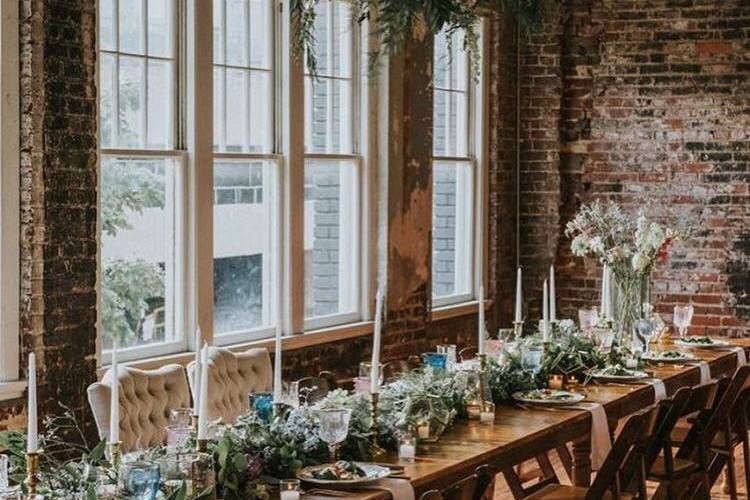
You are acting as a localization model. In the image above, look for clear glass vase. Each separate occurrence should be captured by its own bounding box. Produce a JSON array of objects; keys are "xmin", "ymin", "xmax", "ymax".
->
[{"xmin": 611, "ymin": 272, "xmax": 650, "ymax": 348}]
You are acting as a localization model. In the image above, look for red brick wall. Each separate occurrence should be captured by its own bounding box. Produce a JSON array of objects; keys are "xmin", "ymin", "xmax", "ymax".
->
[{"xmin": 521, "ymin": 0, "xmax": 750, "ymax": 337}]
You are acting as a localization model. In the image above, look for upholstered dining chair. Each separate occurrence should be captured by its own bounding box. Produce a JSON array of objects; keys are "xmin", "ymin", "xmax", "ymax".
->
[
  {"xmin": 187, "ymin": 346, "xmax": 273, "ymax": 424},
  {"xmin": 87, "ymin": 364, "xmax": 191, "ymax": 452}
]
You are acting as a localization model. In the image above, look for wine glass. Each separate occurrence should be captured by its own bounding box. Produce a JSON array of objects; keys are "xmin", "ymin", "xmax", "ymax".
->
[
  {"xmin": 317, "ymin": 408, "xmax": 352, "ymax": 463},
  {"xmin": 673, "ymin": 305, "xmax": 694, "ymax": 340},
  {"xmin": 119, "ymin": 461, "xmax": 160, "ymax": 500},
  {"xmin": 520, "ymin": 344, "xmax": 544, "ymax": 377},
  {"xmin": 635, "ymin": 319, "xmax": 655, "ymax": 353},
  {"xmin": 578, "ymin": 307, "xmax": 599, "ymax": 333}
]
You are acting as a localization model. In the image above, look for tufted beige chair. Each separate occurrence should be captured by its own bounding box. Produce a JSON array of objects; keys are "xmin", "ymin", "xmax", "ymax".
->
[
  {"xmin": 87, "ymin": 364, "xmax": 191, "ymax": 452},
  {"xmin": 187, "ymin": 347, "xmax": 273, "ymax": 424}
]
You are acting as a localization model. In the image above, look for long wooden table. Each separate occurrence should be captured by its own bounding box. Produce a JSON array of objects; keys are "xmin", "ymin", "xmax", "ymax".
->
[{"xmin": 304, "ymin": 339, "xmax": 750, "ymax": 499}]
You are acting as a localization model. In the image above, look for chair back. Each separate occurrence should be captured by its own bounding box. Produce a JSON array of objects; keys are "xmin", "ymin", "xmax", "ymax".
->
[
  {"xmin": 458, "ymin": 346, "xmax": 478, "ymax": 362},
  {"xmin": 441, "ymin": 464, "xmax": 493, "ymax": 500},
  {"xmin": 696, "ymin": 366, "xmax": 750, "ymax": 455},
  {"xmin": 383, "ymin": 359, "xmax": 413, "ymax": 381},
  {"xmin": 418, "ymin": 491, "xmax": 442, "ymax": 500},
  {"xmin": 187, "ymin": 347, "xmax": 273, "ymax": 424},
  {"xmin": 586, "ymin": 407, "xmax": 652, "ymax": 500},
  {"xmin": 87, "ymin": 364, "xmax": 191, "ymax": 452}
]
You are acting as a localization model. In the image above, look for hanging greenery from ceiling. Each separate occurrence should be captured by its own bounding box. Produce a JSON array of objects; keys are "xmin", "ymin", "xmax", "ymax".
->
[{"xmin": 292, "ymin": 0, "xmax": 546, "ymax": 79}]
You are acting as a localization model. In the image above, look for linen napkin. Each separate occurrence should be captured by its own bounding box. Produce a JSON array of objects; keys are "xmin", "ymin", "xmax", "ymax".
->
[
  {"xmin": 733, "ymin": 347, "xmax": 747, "ymax": 366},
  {"xmin": 697, "ymin": 361, "xmax": 712, "ymax": 384},
  {"xmin": 371, "ymin": 478, "xmax": 415, "ymax": 500},
  {"xmin": 649, "ymin": 378, "xmax": 667, "ymax": 402},
  {"xmin": 566, "ymin": 402, "xmax": 611, "ymax": 471}
]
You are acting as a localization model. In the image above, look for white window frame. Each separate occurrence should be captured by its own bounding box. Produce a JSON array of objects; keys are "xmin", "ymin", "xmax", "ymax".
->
[
  {"xmin": 96, "ymin": 0, "xmax": 376, "ymax": 364},
  {"xmin": 0, "ymin": 0, "xmax": 22, "ymax": 398},
  {"xmin": 301, "ymin": 1, "xmax": 365, "ymax": 331},
  {"xmin": 431, "ymin": 22, "xmax": 487, "ymax": 309},
  {"xmin": 97, "ymin": 0, "xmax": 187, "ymax": 364}
]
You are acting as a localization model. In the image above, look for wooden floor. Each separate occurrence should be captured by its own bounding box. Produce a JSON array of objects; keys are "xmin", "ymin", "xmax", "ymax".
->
[{"xmin": 493, "ymin": 448, "xmax": 749, "ymax": 499}]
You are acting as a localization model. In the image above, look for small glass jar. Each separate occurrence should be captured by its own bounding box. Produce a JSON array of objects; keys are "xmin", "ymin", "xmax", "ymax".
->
[
  {"xmin": 119, "ymin": 461, "xmax": 160, "ymax": 500},
  {"xmin": 480, "ymin": 402, "xmax": 495, "ymax": 425},
  {"xmin": 548, "ymin": 374, "xmax": 564, "ymax": 390},
  {"xmin": 421, "ymin": 352, "xmax": 448, "ymax": 371},
  {"xmin": 398, "ymin": 432, "xmax": 417, "ymax": 462},
  {"xmin": 248, "ymin": 391, "xmax": 274, "ymax": 423},
  {"xmin": 279, "ymin": 479, "xmax": 301, "ymax": 500}
]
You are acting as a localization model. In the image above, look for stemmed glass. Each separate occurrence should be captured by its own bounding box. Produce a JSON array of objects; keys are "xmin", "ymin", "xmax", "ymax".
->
[
  {"xmin": 520, "ymin": 343, "xmax": 544, "ymax": 377},
  {"xmin": 635, "ymin": 319, "xmax": 655, "ymax": 353},
  {"xmin": 673, "ymin": 305, "xmax": 694, "ymax": 340},
  {"xmin": 578, "ymin": 307, "xmax": 599, "ymax": 334},
  {"xmin": 317, "ymin": 408, "xmax": 352, "ymax": 463}
]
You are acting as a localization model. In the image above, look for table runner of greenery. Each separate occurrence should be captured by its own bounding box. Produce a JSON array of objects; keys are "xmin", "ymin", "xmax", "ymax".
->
[{"xmin": 0, "ymin": 329, "xmax": 609, "ymax": 499}]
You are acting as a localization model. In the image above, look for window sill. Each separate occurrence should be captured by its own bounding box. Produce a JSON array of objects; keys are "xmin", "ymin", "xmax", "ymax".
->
[
  {"xmin": 0, "ymin": 380, "xmax": 26, "ymax": 401},
  {"xmin": 432, "ymin": 300, "xmax": 481, "ymax": 321},
  {"xmin": 102, "ymin": 321, "xmax": 375, "ymax": 373}
]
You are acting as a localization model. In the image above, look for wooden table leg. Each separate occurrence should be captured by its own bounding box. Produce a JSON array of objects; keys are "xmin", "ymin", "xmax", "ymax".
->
[{"xmin": 572, "ymin": 436, "xmax": 591, "ymax": 487}]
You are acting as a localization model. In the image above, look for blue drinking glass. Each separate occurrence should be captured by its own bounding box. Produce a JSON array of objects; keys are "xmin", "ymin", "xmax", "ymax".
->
[
  {"xmin": 119, "ymin": 461, "xmax": 160, "ymax": 500},
  {"xmin": 249, "ymin": 391, "xmax": 274, "ymax": 423},
  {"xmin": 422, "ymin": 352, "xmax": 448, "ymax": 371}
]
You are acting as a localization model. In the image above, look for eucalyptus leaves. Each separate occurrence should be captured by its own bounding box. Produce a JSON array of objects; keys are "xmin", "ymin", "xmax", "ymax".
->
[{"xmin": 292, "ymin": 0, "xmax": 546, "ymax": 79}]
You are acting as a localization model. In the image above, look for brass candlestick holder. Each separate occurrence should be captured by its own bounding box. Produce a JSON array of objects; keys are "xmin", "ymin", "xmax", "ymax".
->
[
  {"xmin": 369, "ymin": 392, "xmax": 385, "ymax": 458},
  {"xmin": 25, "ymin": 450, "xmax": 41, "ymax": 499},
  {"xmin": 107, "ymin": 441, "xmax": 121, "ymax": 469},
  {"xmin": 192, "ymin": 439, "xmax": 216, "ymax": 499},
  {"xmin": 191, "ymin": 414, "xmax": 199, "ymax": 430},
  {"xmin": 478, "ymin": 353, "xmax": 488, "ymax": 400},
  {"xmin": 512, "ymin": 320, "xmax": 524, "ymax": 339}
]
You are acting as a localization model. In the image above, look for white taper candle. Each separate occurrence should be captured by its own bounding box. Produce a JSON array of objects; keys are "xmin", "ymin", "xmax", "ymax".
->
[
  {"xmin": 370, "ymin": 289, "xmax": 383, "ymax": 394},
  {"xmin": 273, "ymin": 324, "xmax": 283, "ymax": 401},
  {"xmin": 514, "ymin": 268, "xmax": 523, "ymax": 323},
  {"xmin": 600, "ymin": 264, "xmax": 608, "ymax": 317},
  {"xmin": 197, "ymin": 343, "xmax": 209, "ymax": 440},
  {"xmin": 193, "ymin": 327, "xmax": 202, "ymax": 417},
  {"xmin": 542, "ymin": 280, "xmax": 549, "ymax": 342},
  {"xmin": 478, "ymin": 285, "xmax": 485, "ymax": 355},
  {"xmin": 27, "ymin": 353, "xmax": 37, "ymax": 453},
  {"xmin": 549, "ymin": 265, "xmax": 556, "ymax": 322},
  {"xmin": 109, "ymin": 341, "xmax": 119, "ymax": 444}
]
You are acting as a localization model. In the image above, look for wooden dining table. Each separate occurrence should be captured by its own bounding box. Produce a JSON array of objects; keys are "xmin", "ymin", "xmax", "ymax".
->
[{"xmin": 302, "ymin": 338, "xmax": 750, "ymax": 499}]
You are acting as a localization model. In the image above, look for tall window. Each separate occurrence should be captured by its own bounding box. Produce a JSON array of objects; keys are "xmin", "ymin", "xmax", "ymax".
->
[
  {"xmin": 99, "ymin": 0, "xmax": 183, "ymax": 357},
  {"xmin": 432, "ymin": 29, "xmax": 476, "ymax": 305},
  {"xmin": 212, "ymin": 0, "xmax": 278, "ymax": 343},
  {"xmin": 303, "ymin": 1, "xmax": 360, "ymax": 328}
]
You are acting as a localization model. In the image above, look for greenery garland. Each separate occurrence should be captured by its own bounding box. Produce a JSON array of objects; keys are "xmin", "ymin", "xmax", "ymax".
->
[{"xmin": 292, "ymin": 0, "xmax": 546, "ymax": 79}]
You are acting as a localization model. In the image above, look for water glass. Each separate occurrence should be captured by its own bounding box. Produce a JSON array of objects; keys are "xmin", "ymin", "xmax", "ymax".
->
[
  {"xmin": 249, "ymin": 391, "xmax": 274, "ymax": 423},
  {"xmin": 119, "ymin": 461, "xmax": 160, "ymax": 500},
  {"xmin": 635, "ymin": 318, "xmax": 655, "ymax": 353},
  {"xmin": 592, "ymin": 327, "xmax": 615, "ymax": 353},
  {"xmin": 436, "ymin": 344, "xmax": 457, "ymax": 369},
  {"xmin": 358, "ymin": 362, "xmax": 384, "ymax": 386},
  {"xmin": 421, "ymin": 352, "xmax": 448, "ymax": 371},
  {"xmin": 278, "ymin": 381, "xmax": 300, "ymax": 409},
  {"xmin": 578, "ymin": 307, "xmax": 599, "ymax": 332},
  {"xmin": 520, "ymin": 344, "xmax": 543, "ymax": 376},
  {"xmin": 166, "ymin": 425, "xmax": 192, "ymax": 454},
  {"xmin": 317, "ymin": 408, "xmax": 352, "ymax": 463},
  {"xmin": 159, "ymin": 454, "xmax": 192, "ymax": 498},
  {"xmin": 169, "ymin": 408, "xmax": 193, "ymax": 428},
  {"xmin": 353, "ymin": 376, "xmax": 371, "ymax": 395},
  {"xmin": 673, "ymin": 305, "xmax": 694, "ymax": 340},
  {"xmin": 279, "ymin": 479, "xmax": 301, "ymax": 500}
]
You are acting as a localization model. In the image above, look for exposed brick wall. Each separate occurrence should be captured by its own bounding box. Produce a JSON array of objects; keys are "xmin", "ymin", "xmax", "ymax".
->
[
  {"xmin": 521, "ymin": 0, "xmax": 750, "ymax": 337},
  {"xmin": 0, "ymin": 0, "xmax": 100, "ymax": 432}
]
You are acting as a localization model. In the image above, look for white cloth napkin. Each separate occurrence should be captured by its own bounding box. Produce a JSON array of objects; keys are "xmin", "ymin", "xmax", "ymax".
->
[
  {"xmin": 649, "ymin": 378, "xmax": 667, "ymax": 402},
  {"xmin": 697, "ymin": 361, "xmax": 712, "ymax": 384},
  {"xmin": 373, "ymin": 478, "xmax": 415, "ymax": 500},
  {"xmin": 733, "ymin": 347, "xmax": 747, "ymax": 366},
  {"xmin": 566, "ymin": 402, "xmax": 611, "ymax": 471}
]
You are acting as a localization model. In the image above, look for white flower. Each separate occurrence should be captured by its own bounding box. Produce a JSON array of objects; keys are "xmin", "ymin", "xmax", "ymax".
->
[
  {"xmin": 571, "ymin": 235, "xmax": 589, "ymax": 256},
  {"xmin": 632, "ymin": 252, "xmax": 649, "ymax": 272},
  {"xmin": 589, "ymin": 236, "xmax": 604, "ymax": 254}
]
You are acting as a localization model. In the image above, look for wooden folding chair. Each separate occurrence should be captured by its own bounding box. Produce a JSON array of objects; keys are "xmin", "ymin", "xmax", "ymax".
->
[
  {"xmin": 504, "ymin": 407, "xmax": 654, "ymax": 499},
  {"xmin": 297, "ymin": 374, "xmax": 333, "ymax": 405},
  {"xmin": 658, "ymin": 365, "xmax": 750, "ymax": 499},
  {"xmin": 458, "ymin": 346, "xmax": 478, "ymax": 362},
  {"xmin": 420, "ymin": 464, "xmax": 494, "ymax": 500}
]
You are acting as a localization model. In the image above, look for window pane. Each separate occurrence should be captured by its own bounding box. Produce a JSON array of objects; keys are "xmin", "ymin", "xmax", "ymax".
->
[
  {"xmin": 100, "ymin": 156, "xmax": 178, "ymax": 350},
  {"xmin": 147, "ymin": 59, "xmax": 173, "ymax": 149},
  {"xmin": 148, "ymin": 0, "xmax": 173, "ymax": 58},
  {"xmin": 310, "ymin": 1, "xmax": 352, "ymax": 78},
  {"xmin": 433, "ymin": 89, "xmax": 468, "ymax": 157},
  {"xmin": 432, "ymin": 161, "xmax": 473, "ymax": 299},
  {"xmin": 304, "ymin": 160, "xmax": 358, "ymax": 318},
  {"xmin": 213, "ymin": 161, "xmax": 277, "ymax": 336},
  {"xmin": 305, "ymin": 77, "xmax": 352, "ymax": 154},
  {"xmin": 214, "ymin": 0, "xmax": 274, "ymax": 153},
  {"xmin": 100, "ymin": 53, "xmax": 116, "ymax": 148},
  {"xmin": 118, "ymin": 56, "xmax": 146, "ymax": 148},
  {"xmin": 119, "ymin": 0, "xmax": 145, "ymax": 54},
  {"xmin": 99, "ymin": 0, "xmax": 116, "ymax": 51}
]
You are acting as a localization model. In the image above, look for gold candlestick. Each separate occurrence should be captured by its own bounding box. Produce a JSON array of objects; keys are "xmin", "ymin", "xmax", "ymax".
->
[
  {"xmin": 25, "ymin": 450, "xmax": 41, "ymax": 499},
  {"xmin": 107, "ymin": 441, "xmax": 121, "ymax": 469},
  {"xmin": 196, "ymin": 438, "xmax": 208, "ymax": 453},
  {"xmin": 192, "ymin": 439, "xmax": 216, "ymax": 499},
  {"xmin": 369, "ymin": 392, "xmax": 385, "ymax": 458},
  {"xmin": 512, "ymin": 320, "xmax": 524, "ymax": 339},
  {"xmin": 191, "ymin": 414, "xmax": 199, "ymax": 430},
  {"xmin": 478, "ymin": 353, "xmax": 488, "ymax": 402}
]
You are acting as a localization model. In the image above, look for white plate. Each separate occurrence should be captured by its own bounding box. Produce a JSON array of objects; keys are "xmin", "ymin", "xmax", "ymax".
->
[
  {"xmin": 591, "ymin": 369, "xmax": 649, "ymax": 381},
  {"xmin": 675, "ymin": 337, "xmax": 730, "ymax": 349},
  {"xmin": 296, "ymin": 462, "xmax": 391, "ymax": 486},
  {"xmin": 642, "ymin": 351, "xmax": 696, "ymax": 363},
  {"xmin": 512, "ymin": 390, "xmax": 585, "ymax": 406}
]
